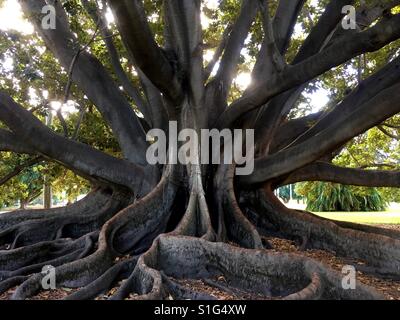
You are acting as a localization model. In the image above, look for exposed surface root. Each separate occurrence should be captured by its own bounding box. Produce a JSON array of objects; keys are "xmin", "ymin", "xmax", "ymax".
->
[
  {"xmin": 64, "ymin": 257, "xmax": 138, "ymax": 300},
  {"xmin": 162, "ymin": 275, "xmax": 270, "ymax": 300},
  {"xmin": 6, "ymin": 165, "xmax": 178, "ymax": 300},
  {"xmin": 214, "ymin": 164, "xmax": 263, "ymax": 249},
  {"xmin": 0, "ymin": 188, "xmax": 127, "ymax": 249},
  {"xmin": 244, "ymin": 186, "xmax": 400, "ymax": 278},
  {"xmin": 0, "ymin": 164, "xmax": 397, "ymax": 300},
  {"xmin": 0, "ymin": 232, "xmax": 98, "ymax": 282},
  {"xmin": 267, "ymin": 236, "xmax": 400, "ymax": 300},
  {"xmin": 332, "ymin": 220, "xmax": 400, "ymax": 240},
  {"xmin": 0, "ymin": 189, "xmax": 113, "ymax": 231},
  {"xmin": 111, "ymin": 235, "xmax": 383, "ymax": 300},
  {"xmin": 173, "ymin": 164, "xmax": 215, "ymax": 240},
  {"xmin": 161, "ymin": 274, "xmax": 218, "ymax": 300}
]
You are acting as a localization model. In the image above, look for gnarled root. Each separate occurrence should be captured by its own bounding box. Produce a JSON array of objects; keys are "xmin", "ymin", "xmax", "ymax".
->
[
  {"xmin": 244, "ymin": 185, "xmax": 400, "ymax": 278},
  {"xmin": 64, "ymin": 257, "xmax": 139, "ymax": 300},
  {"xmin": 6, "ymin": 165, "xmax": 179, "ymax": 300},
  {"xmin": 0, "ymin": 162, "xmax": 395, "ymax": 300},
  {"xmin": 0, "ymin": 188, "xmax": 127, "ymax": 249},
  {"xmin": 110, "ymin": 235, "xmax": 383, "ymax": 300},
  {"xmin": 214, "ymin": 164, "xmax": 264, "ymax": 249},
  {"xmin": 174, "ymin": 164, "xmax": 215, "ymax": 240},
  {"xmin": 0, "ymin": 188, "xmax": 113, "ymax": 231}
]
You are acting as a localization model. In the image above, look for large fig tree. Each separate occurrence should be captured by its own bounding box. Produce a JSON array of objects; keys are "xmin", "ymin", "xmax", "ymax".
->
[{"xmin": 0, "ymin": 0, "xmax": 400, "ymax": 300}]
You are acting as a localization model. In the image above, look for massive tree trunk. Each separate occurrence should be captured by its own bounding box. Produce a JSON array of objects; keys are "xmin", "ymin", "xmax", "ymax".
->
[{"xmin": 0, "ymin": 0, "xmax": 400, "ymax": 300}]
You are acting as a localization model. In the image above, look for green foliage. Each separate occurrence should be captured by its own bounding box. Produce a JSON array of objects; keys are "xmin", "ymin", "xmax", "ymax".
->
[
  {"xmin": 332, "ymin": 122, "xmax": 400, "ymax": 203},
  {"xmin": 296, "ymin": 182, "xmax": 387, "ymax": 212},
  {"xmin": 0, "ymin": 152, "xmax": 90, "ymax": 208},
  {"xmin": 0, "ymin": 154, "xmax": 43, "ymax": 208}
]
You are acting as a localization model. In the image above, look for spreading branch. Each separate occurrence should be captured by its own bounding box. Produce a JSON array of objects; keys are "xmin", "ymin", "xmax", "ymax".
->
[
  {"xmin": 251, "ymin": 0, "xmax": 306, "ymax": 83},
  {"xmin": 273, "ymin": 0, "xmax": 307, "ymax": 54},
  {"xmin": 204, "ymin": 25, "xmax": 232, "ymax": 81},
  {"xmin": 163, "ymin": 0, "xmax": 204, "ymax": 113},
  {"xmin": 250, "ymin": 0, "xmax": 355, "ymax": 152},
  {"xmin": 269, "ymin": 112, "xmax": 324, "ymax": 152},
  {"xmin": 19, "ymin": 0, "xmax": 149, "ymax": 166},
  {"xmin": 0, "ymin": 129, "xmax": 36, "ymax": 155},
  {"xmin": 205, "ymin": 0, "xmax": 259, "ymax": 125},
  {"xmin": 255, "ymin": 0, "xmax": 287, "ymax": 78},
  {"xmin": 288, "ymin": 55, "xmax": 400, "ymax": 147},
  {"xmin": 211, "ymin": 0, "xmax": 258, "ymax": 94},
  {"xmin": 281, "ymin": 162, "xmax": 400, "ymax": 188},
  {"xmin": 81, "ymin": 0, "xmax": 151, "ymax": 125},
  {"xmin": 0, "ymin": 91, "xmax": 147, "ymax": 194},
  {"xmin": 106, "ymin": 0, "xmax": 183, "ymax": 104},
  {"xmin": 218, "ymin": 8, "xmax": 400, "ymax": 129},
  {"xmin": 241, "ymin": 81, "xmax": 400, "ymax": 185}
]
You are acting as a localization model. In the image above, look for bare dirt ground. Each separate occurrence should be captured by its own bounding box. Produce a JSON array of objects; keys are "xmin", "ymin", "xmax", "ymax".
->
[{"xmin": 0, "ymin": 225, "xmax": 399, "ymax": 300}]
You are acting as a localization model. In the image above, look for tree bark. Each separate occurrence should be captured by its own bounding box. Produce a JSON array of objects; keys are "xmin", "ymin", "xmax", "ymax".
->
[{"xmin": 0, "ymin": 0, "xmax": 399, "ymax": 300}]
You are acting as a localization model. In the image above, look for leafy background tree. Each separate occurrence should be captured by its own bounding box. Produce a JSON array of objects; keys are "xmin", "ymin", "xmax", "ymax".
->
[
  {"xmin": 296, "ymin": 182, "xmax": 387, "ymax": 212},
  {"xmin": 296, "ymin": 117, "xmax": 400, "ymax": 211}
]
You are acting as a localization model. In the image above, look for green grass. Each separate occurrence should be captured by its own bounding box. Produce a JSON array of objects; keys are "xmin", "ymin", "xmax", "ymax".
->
[{"xmin": 312, "ymin": 210, "xmax": 400, "ymax": 224}]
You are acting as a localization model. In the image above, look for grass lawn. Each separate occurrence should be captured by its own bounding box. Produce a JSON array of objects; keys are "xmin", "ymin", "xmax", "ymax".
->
[
  {"xmin": 287, "ymin": 200, "xmax": 400, "ymax": 224},
  {"xmin": 312, "ymin": 210, "xmax": 400, "ymax": 224}
]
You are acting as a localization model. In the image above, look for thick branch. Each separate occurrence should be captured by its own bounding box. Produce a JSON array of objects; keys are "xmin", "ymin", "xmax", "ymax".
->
[
  {"xmin": 353, "ymin": 0, "xmax": 400, "ymax": 30},
  {"xmin": 19, "ymin": 0, "xmax": 149, "ymax": 166},
  {"xmin": 249, "ymin": 0, "xmax": 355, "ymax": 152},
  {"xmin": 137, "ymin": 68, "xmax": 170, "ymax": 129},
  {"xmin": 269, "ymin": 112, "xmax": 324, "ymax": 152},
  {"xmin": 204, "ymin": 26, "xmax": 232, "ymax": 81},
  {"xmin": 251, "ymin": 0, "xmax": 298, "ymax": 83},
  {"xmin": 205, "ymin": 0, "xmax": 259, "ymax": 126},
  {"xmin": 294, "ymin": 0, "xmax": 355, "ymax": 63},
  {"xmin": 218, "ymin": 11, "xmax": 400, "ymax": 128},
  {"xmin": 0, "ymin": 129, "xmax": 36, "ymax": 155},
  {"xmin": 241, "ymin": 81, "xmax": 400, "ymax": 185},
  {"xmin": 273, "ymin": 0, "xmax": 307, "ymax": 54},
  {"xmin": 281, "ymin": 162, "xmax": 400, "ymax": 188},
  {"xmin": 212, "ymin": 0, "xmax": 259, "ymax": 93},
  {"xmin": 164, "ymin": 0, "xmax": 204, "ymax": 114},
  {"xmin": 289, "ymin": 55, "xmax": 400, "ymax": 146},
  {"xmin": 0, "ymin": 92, "xmax": 147, "ymax": 194},
  {"xmin": 106, "ymin": 0, "xmax": 183, "ymax": 103},
  {"xmin": 81, "ymin": 0, "xmax": 151, "ymax": 124}
]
